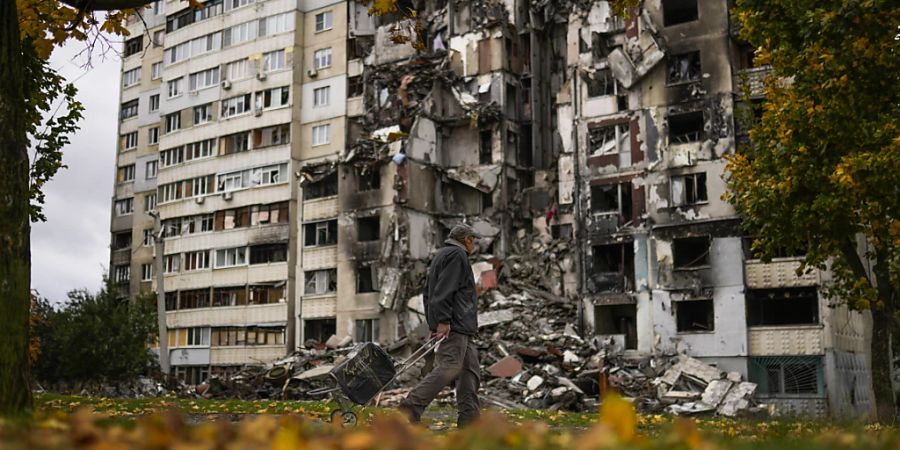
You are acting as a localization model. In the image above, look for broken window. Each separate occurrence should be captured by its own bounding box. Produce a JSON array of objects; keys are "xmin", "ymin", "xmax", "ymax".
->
[
  {"xmin": 254, "ymin": 124, "xmax": 290, "ymax": 148},
  {"xmin": 662, "ymin": 0, "xmax": 698, "ymax": 26},
  {"xmin": 671, "ymin": 172, "xmax": 708, "ymax": 206},
  {"xmin": 252, "ymin": 201, "xmax": 288, "ymax": 225},
  {"xmin": 741, "ymin": 236, "xmax": 807, "ymax": 260},
  {"xmin": 750, "ymin": 356, "xmax": 822, "ymax": 396},
  {"xmin": 221, "ymin": 131, "xmax": 250, "ymax": 155},
  {"xmin": 304, "ymin": 318, "xmax": 336, "ymax": 345},
  {"xmin": 215, "ymin": 207, "xmax": 251, "ymax": 230},
  {"xmin": 249, "ymin": 283, "xmax": 284, "ymax": 304},
  {"xmin": 588, "ymin": 123, "xmax": 630, "ymax": 155},
  {"xmin": 675, "ymin": 299, "xmax": 714, "ymax": 332},
  {"xmin": 590, "ymin": 183, "xmax": 633, "ymax": 220},
  {"xmin": 586, "ymin": 70, "xmax": 618, "ymax": 98},
  {"xmin": 356, "ymin": 264, "xmax": 378, "ymax": 293},
  {"xmin": 249, "ymin": 243, "xmax": 287, "ymax": 264},
  {"xmin": 673, "ymin": 236, "xmax": 710, "ymax": 268},
  {"xmin": 551, "ymin": 224, "xmax": 573, "ymax": 240},
  {"xmin": 303, "ymin": 220, "xmax": 338, "ymax": 247},
  {"xmin": 357, "ymin": 216, "xmax": 380, "ymax": 242},
  {"xmin": 244, "ymin": 326, "xmax": 285, "ymax": 346},
  {"xmin": 180, "ymin": 289, "xmax": 210, "ymax": 309},
  {"xmin": 304, "ymin": 269, "xmax": 337, "ymax": 295},
  {"xmin": 668, "ymin": 110, "xmax": 704, "ymax": 143},
  {"xmin": 355, "ymin": 318, "xmax": 379, "ymax": 342},
  {"xmin": 124, "ymin": 36, "xmax": 143, "ymax": 57},
  {"xmin": 113, "ymin": 231, "xmax": 132, "ymax": 250},
  {"xmin": 304, "ymin": 172, "xmax": 338, "ymax": 200},
  {"xmin": 591, "ymin": 243, "xmax": 635, "ymax": 291},
  {"xmin": 594, "ymin": 304, "xmax": 637, "ymax": 350},
  {"xmin": 357, "ymin": 167, "xmax": 381, "ymax": 191},
  {"xmin": 348, "ymin": 76, "xmax": 363, "ymax": 97},
  {"xmin": 174, "ymin": 366, "xmax": 209, "ymax": 386},
  {"xmin": 165, "ymin": 292, "xmax": 178, "ymax": 310},
  {"xmin": 213, "ymin": 286, "xmax": 246, "ymax": 307},
  {"xmin": 747, "ymin": 287, "xmax": 819, "ymax": 326},
  {"xmin": 667, "ymin": 51, "xmax": 701, "ymax": 84},
  {"xmin": 479, "ymin": 130, "xmax": 493, "ymax": 164}
]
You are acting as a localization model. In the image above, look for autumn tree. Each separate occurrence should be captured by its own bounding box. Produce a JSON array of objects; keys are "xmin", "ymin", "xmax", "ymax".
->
[{"xmin": 727, "ymin": 0, "xmax": 899, "ymax": 420}]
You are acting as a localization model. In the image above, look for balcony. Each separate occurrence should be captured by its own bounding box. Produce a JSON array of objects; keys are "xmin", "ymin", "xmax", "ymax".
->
[
  {"xmin": 167, "ymin": 302, "xmax": 288, "ymax": 328},
  {"xmin": 210, "ymin": 345, "xmax": 284, "ymax": 366},
  {"xmin": 748, "ymin": 325, "xmax": 824, "ymax": 356},
  {"xmin": 733, "ymin": 66, "xmax": 772, "ymax": 99},
  {"xmin": 745, "ymin": 258, "xmax": 818, "ymax": 288}
]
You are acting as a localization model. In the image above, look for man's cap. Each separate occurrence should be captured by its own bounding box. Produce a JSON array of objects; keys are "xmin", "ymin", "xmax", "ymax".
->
[{"xmin": 448, "ymin": 223, "xmax": 481, "ymax": 241}]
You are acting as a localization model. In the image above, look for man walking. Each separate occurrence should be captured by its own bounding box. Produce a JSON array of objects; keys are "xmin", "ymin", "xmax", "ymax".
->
[{"xmin": 399, "ymin": 224, "xmax": 481, "ymax": 427}]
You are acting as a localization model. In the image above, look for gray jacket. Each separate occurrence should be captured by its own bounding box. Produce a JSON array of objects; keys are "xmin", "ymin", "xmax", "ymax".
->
[{"xmin": 423, "ymin": 240, "xmax": 478, "ymax": 335}]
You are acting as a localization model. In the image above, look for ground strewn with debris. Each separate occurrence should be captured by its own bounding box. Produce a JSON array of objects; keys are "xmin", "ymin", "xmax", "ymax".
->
[{"xmin": 2, "ymin": 393, "xmax": 893, "ymax": 450}]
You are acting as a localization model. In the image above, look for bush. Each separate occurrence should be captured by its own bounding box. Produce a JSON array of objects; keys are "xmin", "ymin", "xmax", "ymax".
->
[{"xmin": 31, "ymin": 279, "xmax": 157, "ymax": 385}]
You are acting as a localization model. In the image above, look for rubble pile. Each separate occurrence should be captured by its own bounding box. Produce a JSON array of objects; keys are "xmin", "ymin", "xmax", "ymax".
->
[{"xmin": 40, "ymin": 377, "xmax": 168, "ymax": 399}]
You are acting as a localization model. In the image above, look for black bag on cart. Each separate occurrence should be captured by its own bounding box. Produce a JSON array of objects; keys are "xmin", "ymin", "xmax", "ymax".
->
[{"xmin": 330, "ymin": 342, "xmax": 397, "ymax": 405}]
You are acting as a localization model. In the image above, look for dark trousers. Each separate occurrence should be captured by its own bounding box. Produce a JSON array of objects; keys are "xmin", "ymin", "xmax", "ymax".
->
[{"xmin": 400, "ymin": 332, "xmax": 481, "ymax": 427}]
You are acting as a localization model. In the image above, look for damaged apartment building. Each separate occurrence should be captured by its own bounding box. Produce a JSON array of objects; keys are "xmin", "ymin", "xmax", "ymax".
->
[{"xmin": 108, "ymin": 0, "xmax": 874, "ymax": 418}]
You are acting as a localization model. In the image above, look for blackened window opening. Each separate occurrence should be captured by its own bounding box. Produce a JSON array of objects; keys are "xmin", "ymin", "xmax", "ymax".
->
[
  {"xmin": 668, "ymin": 110, "xmax": 704, "ymax": 143},
  {"xmin": 673, "ymin": 236, "xmax": 710, "ymax": 268},
  {"xmin": 662, "ymin": 0, "xmax": 698, "ymax": 26},
  {"xmin": 747, "ymin": 287, "xmax": 819, "ymax": 326},
  {"xmin": 676, "ymin": 299, "xmax": 714, "ymax": 331},
  {"xmin": 357, "ymin": 216, "xmax": 380, "ymax": 241},
  {"xmin": 304, "ymin": 172, "xmax": 338, "ymax": 200}
]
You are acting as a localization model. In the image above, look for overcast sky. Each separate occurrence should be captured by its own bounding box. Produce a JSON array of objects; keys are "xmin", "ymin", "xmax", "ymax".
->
[{"xmin": 31, "ymin": 40, "xmax": 121, "ymax": 302}]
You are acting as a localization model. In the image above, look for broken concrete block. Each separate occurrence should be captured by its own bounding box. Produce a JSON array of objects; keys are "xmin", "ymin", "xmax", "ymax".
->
[
  {"xmin": 324, "ymin": 335, "xmax": 342, "ymax": 349},
  {"xmin": 671, "ymin": 355, "xmax": 722, "ymax": 384},
  {"xmin": 295, "ymin": 364, "xmax": 334, "ymax": 380},
  {"xmin": 526, "ymin": 375, "xmax": 544, "ymax": 391},
  {"xmin": 717, "ymin": 382, "xmax": 757, "ymax": 417},
  {"xmin": 726, "ymin": 371, "xmax": 742, "ymax": 383},
  {"xmin": 700, "ymin": 379, "xmax": 733, "ymax": 408},
  {"xmin": 563, "ymin": 350, "xmax": 581, "ymax": 364},
  {"xmin": 478, "ymin": 309, "xmax": 514, "ymax": 327},
  {"xmin": 488, "ymin": 355, "xmax": 523, "ymax": 378}
]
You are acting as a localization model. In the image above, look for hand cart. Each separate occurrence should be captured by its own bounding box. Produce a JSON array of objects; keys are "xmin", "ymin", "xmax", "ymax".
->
[{"xmin": 307, "ymin": 337, "xmax": 445, "ymax": 426}]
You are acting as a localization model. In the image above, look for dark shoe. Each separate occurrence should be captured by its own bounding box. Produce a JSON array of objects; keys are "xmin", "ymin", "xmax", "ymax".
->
[{"xmin": 398, "ymin": 403, "xmax": 421, "ymax": 424}]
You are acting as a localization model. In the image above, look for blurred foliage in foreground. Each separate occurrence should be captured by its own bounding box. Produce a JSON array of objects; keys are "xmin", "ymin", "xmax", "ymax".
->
[{"xmin": 1, "ymin": 394, "xmax": 896, "ymax": 450}]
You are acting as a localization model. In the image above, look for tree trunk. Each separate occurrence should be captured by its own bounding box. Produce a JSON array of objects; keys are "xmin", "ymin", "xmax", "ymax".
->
[
  {"xmin": 871, "ymin": 306, "xmax": 895, "ymax": 422},
  {"xmin": 0, "ymin": 0, "xmax": 34, "ymax": 416}
]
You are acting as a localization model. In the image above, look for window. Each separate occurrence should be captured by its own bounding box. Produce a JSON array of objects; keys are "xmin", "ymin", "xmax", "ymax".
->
[
  {"xmin": 165, "ymin": 41, "xmax": 189, "ymax": 65},
  {"xmin": 145, "ymin": 160, "xmax": 158, "ymax": 179},
  {"xmin": 163, "ymin": 254, "xmax": 180, "ymax": 273},
  {"xmin": 224, "ymin": 21, "xmax": 254, "ymax": 47},
  {"xmin": 113, "ymin": 231, "xmax": 131, "ymax": 250},
  {"xmin": 218, "ymin": 171, "xmax": 246, "ymax": 192},
  {"xmin": 315, "ymin": 11, "xmax": 333, "ymax": 32},
  {"xmin": 668, "ymin": 110, "xmax": 704, "ymax": 143},
  {"xmin": 313, "ymin": 86, "xmax": 330, "ymax": 107},
  {"xmin": 148, "ymin": 127, "xmax": 159, "ymax": 145},
  {"xmin": 357, "ymin": 167, "xmax": 381, "ymax": 191},
  {"xmin": 215, "ymin": 247, "xmax": 247, "ymax": 267},
  {"xmin": 180, "ymin": 290, "xmax": 210, "ymax": 310},
  {"xmin": 591, "ymin": 242, "xmax": 635, "ymax": 291},
  {"xmin": 255, "ymin": 124, "xmax": 290, "ymax": 147},
  {"xmin": 356, "ymin": 264, "xmax": 378, "ymax": 293},
  {"xmin": 186, "ymin": 176, "xmax": 211, "ymax": 198},
  {"xmin": 167, "ymin": 77, "xmax": 183, "ymax": 98},
  {"xmin": 142, "ymin": 228, "xmax": 153, "ymax": 246},
  {"xmin": 304, "ymin": 172, "xmax": 338, "ymax": 199},
  {"xmin": 228, "ymin": 0, "xmax": 254, "ymax": 10},
  {"xmin": 181, "ymin": 214, "xmax": 214, "ymax": 234},
  {"xmin": 590, "ymin": 183, "xmax": 633, "ymax": 219},
  {"xmin": 673, "ymin": 236, "xmax": 710, "ymax": 268},
  {"xmin": 225, "ymin": 58, "xmax": 251, "ymax": 80},
  {"xmin": 160, "ymin": 146, "xmax": 184, "ymax": 167},
  {"xmin": 152, "ymin": 30, "xmax": 165, "ymax": 47},
  {"xmin": 479, "ymin": 130, "xmax": 492, "ymax": 164},
  {"xmin": 253, "ymin": 202, "xmax": 288, "ymax": 225},
  {"xmin": 189, "ymin": 67, "xmax": 220, "ymax": 91},
  {"xmin": 313, "ymin": 48, "xmax": 332, "ymax": 69},
  {"xmin": 747, "ymin": 287, "xmax": 819, "ymax": 326},
  {"xmin": 221, "ymin": 94, "xmax": 252, "ymax": 118},
  {"xmin": 124, "ymin": 36, "xmax": 143, "ymax": 57},
  {"xmin": 159, "ymin": 182, "xmax": 183, "ymax": 203},
  {"xmin": 173, "ymin": 366, "xmax": 209, "ymax": 386},
  {"xmin": 185, "ymin": 138, "xmax": 215, "ymax": 160},
  {"xmin": 122, "ymin": 68, "xmax": 141, "ymax": 88},
  {"xmin": 149, "ymin": 94, "xmax": 160, "ymax": 112},
  {"xmin": 144, "ymin": 194, "xmax": 157, "ymax": 212},
  {"xmin": 662, "ymin": 0, "xmax": 698, "ymax": 26},
  {"xmin": 357, "ymin": 216, "xmax": 380, "ymax": 242},
  {"xmin": 348, "ymin": 76, "xmax": 363, "ymax": 97},
  {"xmin": 222, "ymin": 132, "xmax": 250, "ymax": 155},
  {"xmin": 122, "ymin": 131, "xmax": 138, "ymax": 150},
  {"xmin": 262, "ymin": 49, "xmax": 286, "ymax": 72},
  {"xmin": 258, "ymin": 12, "xmax": 294, "ymax": 37},
  {"xmin": 115, "ymin": 198, "xmax": 134, "ymax": 216},
  {"xmin": 184, "ymin": 250, "xmax": 210, "ymax": 271},
  {"xmin": 151, "ymin": 62, "xmax": 162, "ymax": 80},
  {"xmin": 113, "ymin": 265, "xmax": 130, "ymax": 283},
  {"xmin": 118, "ymin": 165, "xmax": 135, "ymax": 183},
  {"xmin": 120, "ymin": 99, "xmax": 139, "ymax": 119},
  {"xmin": 193, "ymin": 0, "xmax": 223, "ymax": 21},
  {"xmin": 165, "ymin": 292, "xmax": 178, "ymax": 310},
  {"xmin": 750, "ymin": 356, "xmax": 822, "ymax": 396},
  {"xmin": 216, "ymin": 207, "xmax": 249, "ymax": 230},
  {"xmin": 213, "ymin": 287, "xmax": 246, "ymax": 307},
  {"xmin": 675, "ymin": 299, "xmax": 713, "ymax": 332},
  {"xmin": 355, "ymin": 319, "xmax": 379, "ymax": 342},
  {"xmin": 151, "ymin": 0, "xmax": 164, "ymax": 15},
  {"xmin": 165, "ymin": 112, "xmax": 181, "ymax": 133},
  {"xmin": 193, "ymin": 103, "xmax": 212, "ymax": 125},
  {"xmin": 257, "ymin": 86, "xmax": 290, "ymax": 109},
  {"xmin": 671, "ymin": 172, "xmax": 708, "ymax": 205},
  {"xmin": 312, "ymin": 124, "xmax": 330, "ymax": 145},
  {"xmin": 250, "ymin": 244, "xmax": 287, "ymax": 264},
  {"xmin": 303, "ymin": 220, "xmax": 338, "ymax": 247},
  {"xmin": 588, "ymin": 123, "xmax": 630, "ymax": 155},
  {"xmin": 304, "ymin": 318, "xmax": 336, "ymax": 344},
  {"xmin": 304, "ymin": 269, "xmax": 337, "ymax": 295},
  {"xmin": 254, "ymin": 164, "xmax": 286, "ymax": 186},
  {"xmin": 585, "ymin": 69, "xmax": 620, "ymax": 97},
  {"xmin": 667, "ymin": 51, "xmax": 701, "ymax": 84},
  {"xmin": 249, "ymin": 284, "xmax": 284, "ymax": 305},
  {"xmin": 141, "ymin": 263, "xmax": 153, "ymax": 281},
  {"xmin": 184, "ymin": 327, "xmax": 210, "ymax": 346},
  {"xmin": 190, "ymin": 32, "xmax": 222, "ymax": 57}
]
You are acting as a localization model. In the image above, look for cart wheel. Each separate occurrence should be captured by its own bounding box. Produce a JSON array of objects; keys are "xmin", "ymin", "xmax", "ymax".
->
[
  {"xmin": 341, "ymin": 411, "xmax": 358, "ymax": 427},
  {"xmin": 329, "ymin": 409, "xmax": 343, "ymax": 424}
]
